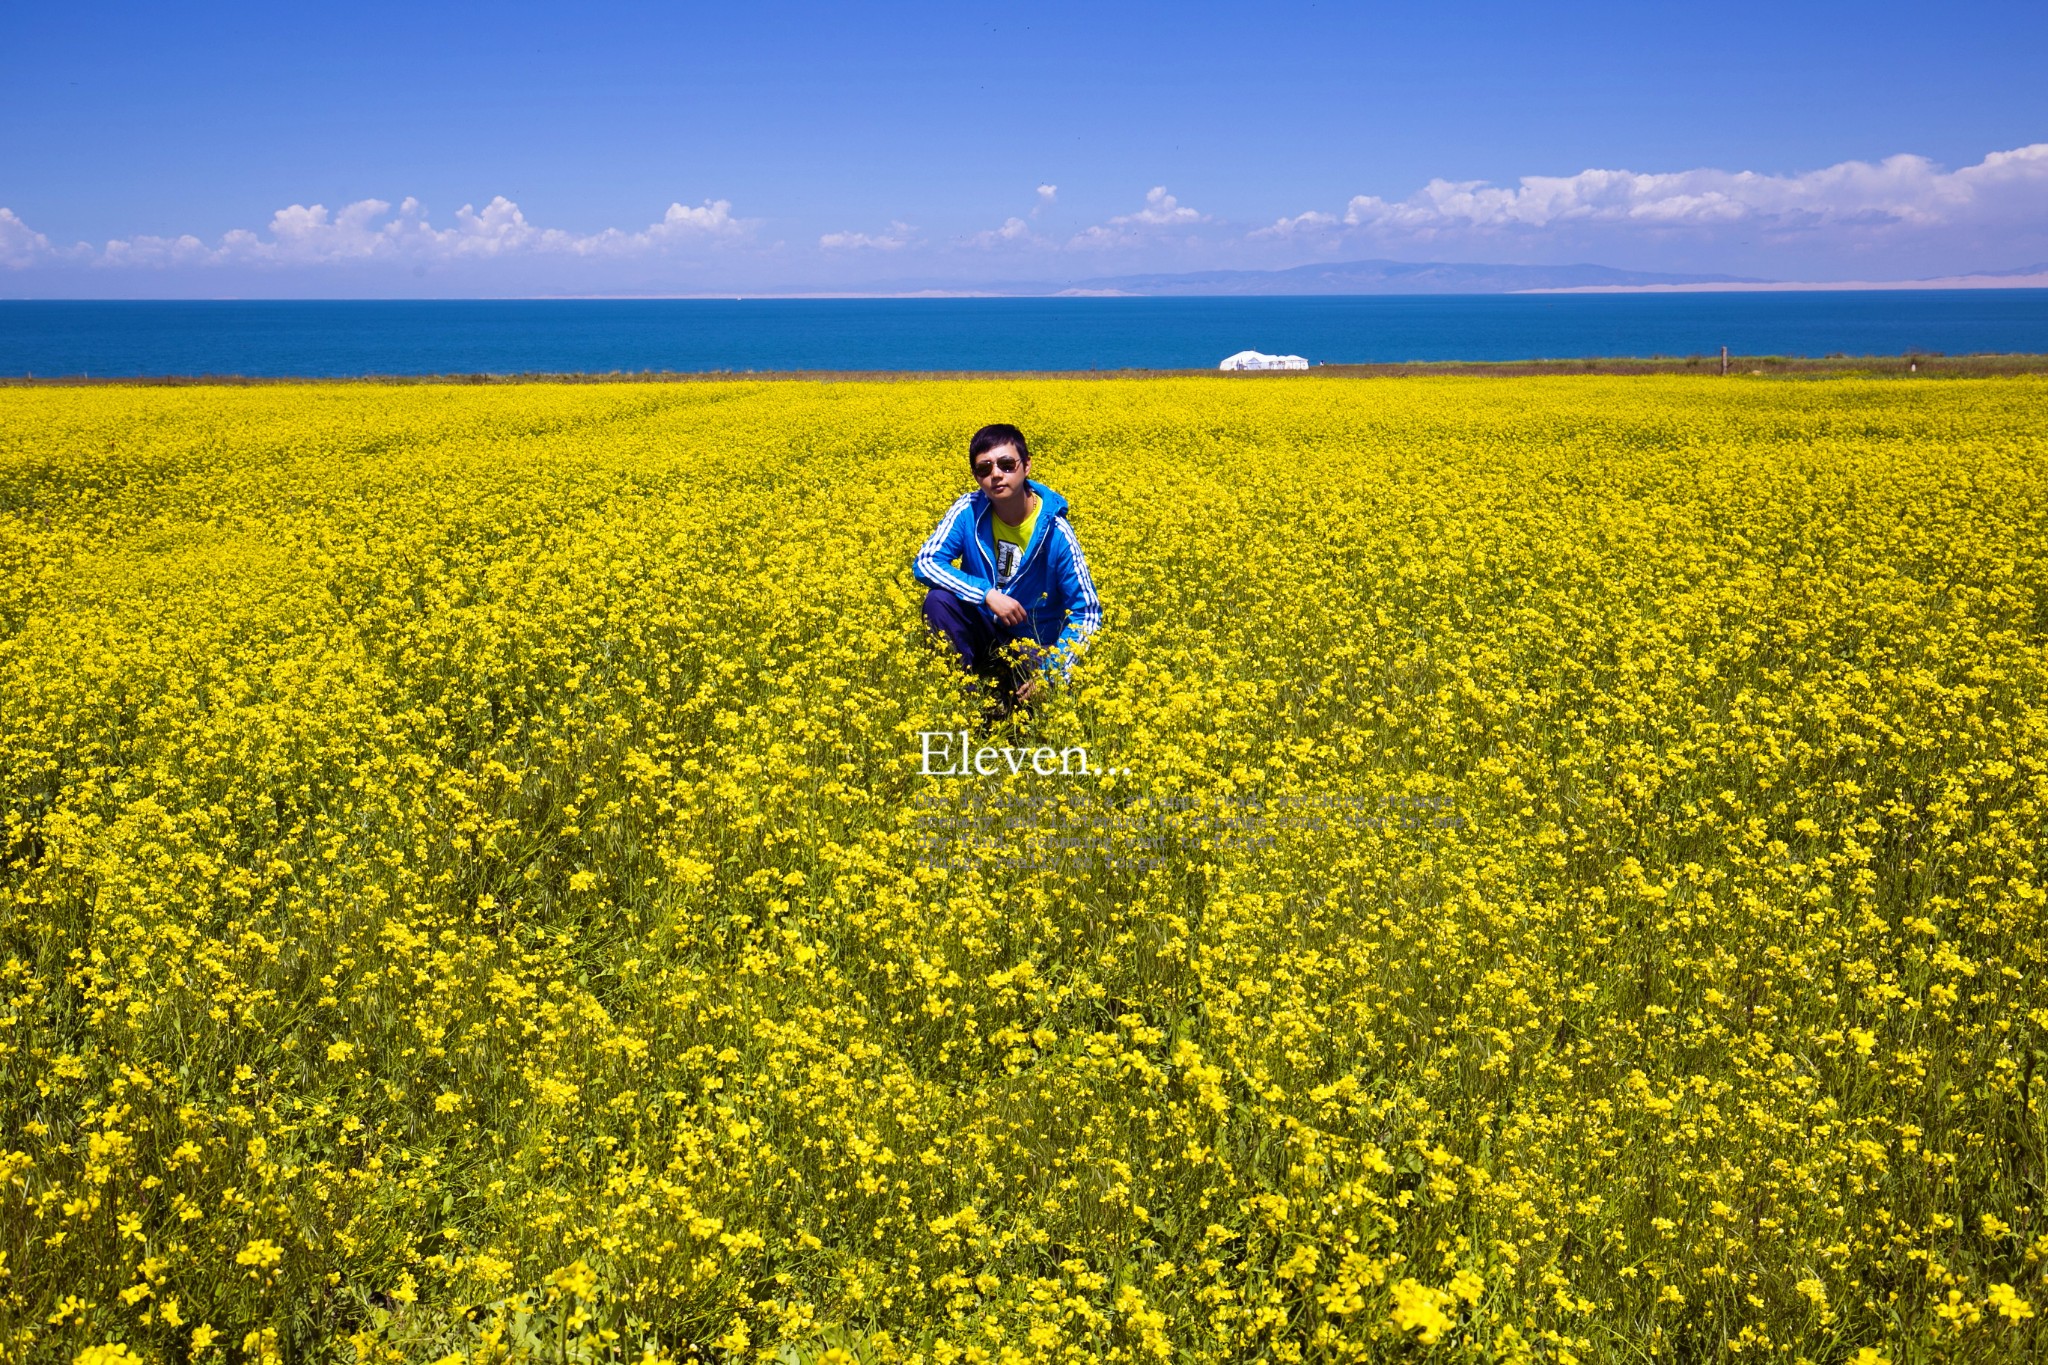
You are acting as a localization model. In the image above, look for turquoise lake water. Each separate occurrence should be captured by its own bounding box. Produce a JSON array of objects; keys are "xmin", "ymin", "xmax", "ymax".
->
[{"xmin": 3, "ymin": 292, "xmax": 2045, "ymax": 377}]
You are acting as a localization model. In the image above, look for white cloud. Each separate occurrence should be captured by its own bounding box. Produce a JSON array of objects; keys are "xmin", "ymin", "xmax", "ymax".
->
[
  {"xmin": 0, "ymin": 208, "xmax": 56, "ymax": 266},
  {"xmin": 649, "ymin": 200, "xmax": 744, "ymax": 236},
  {"xmin": 819, "ymin": 221, "xmax": 917, "ymax": 251},
  {"xmin": 0, "ymin": 195, "xmax": 754, "ymax": 271},
  {"xmin": 574, "ymin": 199, "xmax": 750, "ymax": 254},
  {"xmin": 1035, "ymin": 183, "xmax": 1058, "ymax": 209},
  {"xmin": 1338, "ymin": 143, "xmax": 2048, "ymax": 236},
  {"xmin": 1120, "ymin": 186, "xmax": 1203, "ymax": 226},
  {"xmin": 963, "ymin": 217, "xmax": 1037, "ymax": 250},
  {"xmin": 1069, "ymin": 186, "xmax": 1210, "ymax": 249},
  {"xmin": 1248, "ymin": 210, "xmax": 1339, "ymax": 240},
  {"xmin": 101, "ymin": 232, "xmax": 216, "ymax": 267}
]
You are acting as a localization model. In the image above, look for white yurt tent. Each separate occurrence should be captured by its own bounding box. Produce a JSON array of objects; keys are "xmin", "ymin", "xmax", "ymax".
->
[{"xmin": 1219, "ymin": 350, "xmax": 1309, "ymax": 371}]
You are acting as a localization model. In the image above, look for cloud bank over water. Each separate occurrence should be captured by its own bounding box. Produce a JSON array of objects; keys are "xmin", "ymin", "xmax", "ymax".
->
[
  {"xmin": 3, "ymin": 197, "xmax": 751, "ymax": 271},
  {"xmin": 5, "ymin": 145, "xmax": 2046, "ymax": 296},
  {"xmin": 1334, "ymin": 145, "xmax": 2048, "ymax": 234}
]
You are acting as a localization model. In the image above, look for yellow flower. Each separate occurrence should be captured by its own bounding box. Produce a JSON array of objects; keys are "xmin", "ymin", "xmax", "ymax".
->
[
  {"xmin": 1988, "ymin": 1283, "xmax": 2034, "ymax": 1322},
  {"xmin": 73, "ymin": 1347, "xmax": 138, "ymax": 1365},
  {"xmin": 235, "ymin": 1239, "xmax": 283, "ymax": 1270},
  {"xmin": 1388, "ymin": 1278, "xmax": 1456, "ymax": 1344},
  {"xmin": 548, "ymin": 1259, "xmax": 598, "ymax": 1300}
]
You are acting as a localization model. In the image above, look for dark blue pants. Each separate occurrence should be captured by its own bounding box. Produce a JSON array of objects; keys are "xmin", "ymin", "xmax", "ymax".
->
[{"xmin": 922, "ymin": 589, "xmax": 1042, "ymax": 698}]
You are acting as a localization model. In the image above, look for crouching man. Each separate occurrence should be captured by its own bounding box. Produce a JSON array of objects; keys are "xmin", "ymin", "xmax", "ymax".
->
[{"xmin": 913, "ymin": 423, "xmax": 1101, "ymax": 716}]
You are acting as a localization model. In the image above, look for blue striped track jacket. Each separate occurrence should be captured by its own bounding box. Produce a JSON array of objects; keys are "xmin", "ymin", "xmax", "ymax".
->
[{"xmin": 913, "ymin": 480, "xmax": 1102, "ymax": 678}]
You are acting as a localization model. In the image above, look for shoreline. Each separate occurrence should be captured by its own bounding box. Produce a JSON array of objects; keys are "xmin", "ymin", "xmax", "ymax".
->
[
  {"xmin": 5, "ymin": 352, "xmax": 2048, "ymax": 385},
  {"xmin": 5, "ymin": 279, "xmax": 2046, "ymax": 302}
]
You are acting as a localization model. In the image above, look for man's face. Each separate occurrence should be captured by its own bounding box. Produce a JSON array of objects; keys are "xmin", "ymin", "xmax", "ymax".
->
[{"xmin": 972, "ymin": 444, "xmax": 1029, "ymax": 500}]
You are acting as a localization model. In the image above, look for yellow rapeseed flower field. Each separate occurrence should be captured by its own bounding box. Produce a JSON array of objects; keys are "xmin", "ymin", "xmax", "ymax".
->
[{"xmin": 1, "ymin": 375, "xmax": 2044, "ymax": 1364}]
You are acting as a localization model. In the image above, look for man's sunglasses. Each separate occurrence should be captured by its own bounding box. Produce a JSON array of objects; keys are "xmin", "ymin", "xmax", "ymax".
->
[{"xmin": 973, "ymin": 456, "xmax": 1022, "ymax": 477}]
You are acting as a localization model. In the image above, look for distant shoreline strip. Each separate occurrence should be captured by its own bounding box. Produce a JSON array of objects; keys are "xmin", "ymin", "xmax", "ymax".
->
[{"xmin": 6, "ymin": 354, "xmax": 2047, "ymax": 386}]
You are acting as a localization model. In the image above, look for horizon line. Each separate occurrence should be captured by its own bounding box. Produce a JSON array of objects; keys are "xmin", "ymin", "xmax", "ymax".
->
[
  {"xmin": 6, "ymin": 269, "xmax": 2048, "ymax": 303},
  {"xmin": 6, "ymin": 277, "xmax": 2048, "ymax": 303}
]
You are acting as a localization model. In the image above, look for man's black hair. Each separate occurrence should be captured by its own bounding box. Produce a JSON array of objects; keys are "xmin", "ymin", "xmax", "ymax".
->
[{"xmin": 969, "ymin": 423, "xmax": 1031, "ymax": 466}]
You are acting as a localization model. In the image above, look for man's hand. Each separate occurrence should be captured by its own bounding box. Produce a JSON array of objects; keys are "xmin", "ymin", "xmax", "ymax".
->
[
  {"xmin": 984, "ymin": 590, "xmax": 1027, "ymax": 626},
  {"xmin": 1015, "ymin": 675, "xmax": 1042, "ymax": 704}
]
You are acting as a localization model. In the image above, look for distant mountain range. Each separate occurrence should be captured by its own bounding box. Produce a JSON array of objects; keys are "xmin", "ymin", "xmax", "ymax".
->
[
  {"xmin": 1043, "ymin": 259, "xmax": 1765, "ymax": 296},
  {"xmin": 586, "ymin": 258, "xmax": 2048, "ymax": 300}
]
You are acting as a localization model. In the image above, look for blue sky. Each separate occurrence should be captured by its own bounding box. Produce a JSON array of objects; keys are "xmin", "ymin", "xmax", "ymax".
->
[{"xmin": 4, "ymin": 1, "xmax": 2045, "ymax": 296}]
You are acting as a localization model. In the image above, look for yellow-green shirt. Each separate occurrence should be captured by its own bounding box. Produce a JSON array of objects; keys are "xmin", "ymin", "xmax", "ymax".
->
[{"xmin": 989, "ymin": 496, "xmax": 1041, "ymax": 586}]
